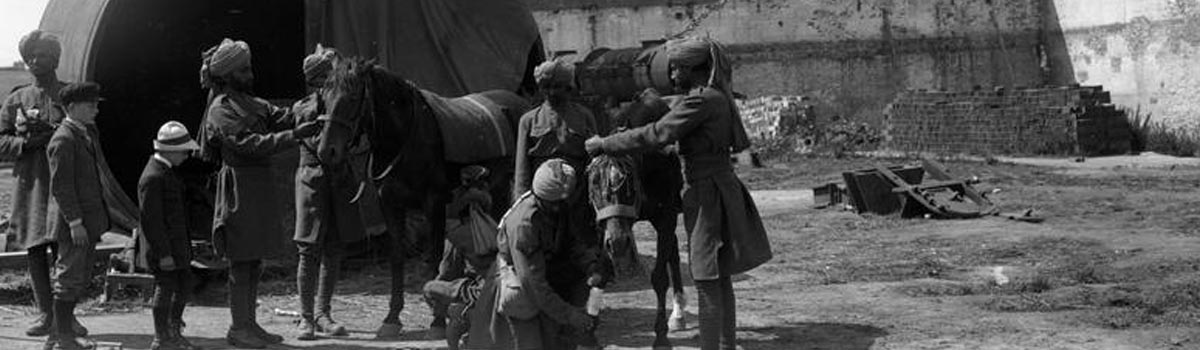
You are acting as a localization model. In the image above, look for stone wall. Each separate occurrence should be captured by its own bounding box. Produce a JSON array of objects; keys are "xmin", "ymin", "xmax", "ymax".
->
[
  {"xmin": 1054, "ymin": 0, "xmax": 1200, "ymax": 128},
  {"xmin": 529, "ymin": 0, "xmax": 1054, "ymax": 125}
]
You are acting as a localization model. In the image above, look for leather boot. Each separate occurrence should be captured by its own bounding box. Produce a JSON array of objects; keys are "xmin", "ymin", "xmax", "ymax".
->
[
  {"xmin": 26, "ymin": 246, "xmax": 55, "ymax": 337},
  {"xmin": 52, "ymin": 300, "xmax": 93, "ymax": 350}
]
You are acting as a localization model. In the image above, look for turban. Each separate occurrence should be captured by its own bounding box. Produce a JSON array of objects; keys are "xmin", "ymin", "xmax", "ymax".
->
[
  {"xmin": 664, "ymin": 36, "xmax": 752, "ymax": 152},
  {"xmin": 532, "ymin": 158, "xmax": 576, "ymax": 201},
  {"xmin": 303, "ymin": 44, "xmax": 337, "ymax": 85},
  {"xmin": 18, "ymin": 30, "xmax": 61, "ymax": 62},
  {"xmin": 207, "ymin": 38, "xmax": 251, "ymax": 77},
  {"xmin": 533, "ymin": 59, "xmax": 575, "ymax": 88}
]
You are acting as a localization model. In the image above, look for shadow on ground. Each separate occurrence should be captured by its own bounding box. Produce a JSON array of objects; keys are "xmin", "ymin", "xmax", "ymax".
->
[
  {"xmin": 599, "ymin": 307, "xmax": 887, "ymax": 350},
  {"xmin": 91, "ymin": 333, "xmax": 409, "ymax": 350}
]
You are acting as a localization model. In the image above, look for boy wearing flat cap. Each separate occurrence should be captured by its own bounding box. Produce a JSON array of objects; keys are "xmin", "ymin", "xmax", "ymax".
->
[
  {"xmin": 139, "ymin": 121, "xmax": 203, "ymax": 350},
  {"xmin": 44, "ymin": 82, "xmax": 109, "ymax": 350}
]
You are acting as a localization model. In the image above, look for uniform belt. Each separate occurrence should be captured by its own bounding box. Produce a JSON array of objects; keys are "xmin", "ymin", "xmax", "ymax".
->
[{"xmin": 681, "ymin": 153, "xmax": 733, "ymax": 183}]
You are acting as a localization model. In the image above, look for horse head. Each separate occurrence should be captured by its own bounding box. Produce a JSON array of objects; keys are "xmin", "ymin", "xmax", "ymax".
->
[
  {"xmin": 587, "ymin": 154, "xmax": 645, "ymax": 280},
  {"xmin": 318, "ymin": 57, "xmax": 420, "ymax": 167}
]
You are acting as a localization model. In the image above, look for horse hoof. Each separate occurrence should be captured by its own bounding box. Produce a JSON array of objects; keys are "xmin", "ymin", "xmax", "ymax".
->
[
  {"xmin": 375, "ymin": 322, "xmax": 403, "ymax": 339},
  {"xmin": 668, "ymin": 316, "xmax": 686, "ymax": 332}
]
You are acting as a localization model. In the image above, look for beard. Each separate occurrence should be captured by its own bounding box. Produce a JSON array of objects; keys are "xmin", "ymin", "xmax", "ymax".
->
[{"xmin": 229, "ymin": 77, "xmax": 254, "ymax": 92}]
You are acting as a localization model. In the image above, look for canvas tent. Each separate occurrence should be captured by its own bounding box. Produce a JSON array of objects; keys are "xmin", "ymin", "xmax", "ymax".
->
[{"xmin": 38, "ymin": 0, "xmax": 543, "ymax": 195}]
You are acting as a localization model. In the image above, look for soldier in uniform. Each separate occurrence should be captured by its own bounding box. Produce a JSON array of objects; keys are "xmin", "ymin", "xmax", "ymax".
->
[
  {"xmin": 0, "ymin": 30, "xmax": 87, "ymax": 338},
  {"xmin": 292, "ymin": 44, "xmax": 363, "ymax": 341},
  {"xmin": 585, "ymin": 37, "xmax": 774, "ymax": 350},
  {"xmin": 197, "ymin": 38, "xmax": 322, "ymax": 349},
  {"xmin": 512, "ymin": 59, "xmax": 600, "ymax": 247},
  {"xmin": 471, "ymin": 159, "xmax": 602, "ymax": 350}
]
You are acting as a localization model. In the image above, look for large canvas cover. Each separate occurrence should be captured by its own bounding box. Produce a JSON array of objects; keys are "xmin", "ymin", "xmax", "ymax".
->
[{"xmin": 305, "ymin": 0, "xmax": 542, "ymax": 97}]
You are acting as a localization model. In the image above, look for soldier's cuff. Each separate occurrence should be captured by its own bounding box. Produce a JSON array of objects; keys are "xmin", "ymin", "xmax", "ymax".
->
[{"xmin": 68, "ymin": 219, "xmax": 83, "ymax": 228}]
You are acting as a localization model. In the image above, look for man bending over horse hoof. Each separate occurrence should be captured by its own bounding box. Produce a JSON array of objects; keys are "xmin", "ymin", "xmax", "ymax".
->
[
  {"xmin": 467, "ymin": 159, "xmax": 605, "ymax": 350},
  {"xmin": 199, "ymin": 38, "xmax": 323, "ymax": 349},
  {"xmin": 423, "ymin": 165, "xmax": 495, "ymax": 348},
  {"xmin": 586, "ymin": 37, "xmax": 774, "ymax": 350},
  {"xmin": 292, "ymin": 44, "xmax": 363, "ymax": 341}
]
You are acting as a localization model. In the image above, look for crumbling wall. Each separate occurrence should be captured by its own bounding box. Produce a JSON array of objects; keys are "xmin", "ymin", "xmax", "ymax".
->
[
  {"xmin": 530, "ymin": 0, "xmax": 1050, "ymax": 125},
  {"xmin": 1055, "ymin": 0, "xmax": 1200, "ymax": 128}
]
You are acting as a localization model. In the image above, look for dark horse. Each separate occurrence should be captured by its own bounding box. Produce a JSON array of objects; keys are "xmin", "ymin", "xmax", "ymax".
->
[
  {"xmin": 317, "ymin": 57, "xmax": 530, "ymax": 329},
  {"xmin": 587, "ymin": 94, "xmax": 688, "ymax": 349}
]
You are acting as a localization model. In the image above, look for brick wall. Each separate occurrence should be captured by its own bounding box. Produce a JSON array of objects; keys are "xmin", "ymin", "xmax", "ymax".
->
[{"xmin": 885, "ymin": 86, "xmax": 1130, "ymax": 156}]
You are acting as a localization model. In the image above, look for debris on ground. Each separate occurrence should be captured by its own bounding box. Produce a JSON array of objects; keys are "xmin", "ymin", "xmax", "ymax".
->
[{"xmin": 814, "ymin": 157, "xmax": 1043, "ymax": 222}]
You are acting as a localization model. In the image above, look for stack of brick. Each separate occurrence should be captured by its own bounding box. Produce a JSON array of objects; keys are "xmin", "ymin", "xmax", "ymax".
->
[
  {"xmin": 736, "ymin": 95, "xmax": 815, "ymax": 140},
  {"xmin": 884, "ymin": 86, "xmax": 1129, "ymax": 156}
]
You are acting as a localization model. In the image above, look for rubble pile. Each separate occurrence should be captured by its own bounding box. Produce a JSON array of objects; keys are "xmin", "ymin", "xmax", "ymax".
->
[
  {"xmin": 737, "ymin": 95, "xmax": 816, "ymax": 141},
  {"xmin": 885, "ymin": 86, "xmax": 1130, "ymax": 156}
]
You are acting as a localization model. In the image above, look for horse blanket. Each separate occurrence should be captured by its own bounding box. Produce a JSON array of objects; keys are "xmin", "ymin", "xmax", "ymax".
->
[{"xmin": 421, "ymin": 90, "xmax": 515, "ymax": 164}]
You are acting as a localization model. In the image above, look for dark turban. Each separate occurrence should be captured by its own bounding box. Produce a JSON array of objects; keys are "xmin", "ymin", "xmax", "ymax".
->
[
  {"xmin": 18, "ymin": 30, "xmax": 61, "ymax": 62},
  {"xmin": 303, "ymin": 43, "xmax": 337, "ymax": 85}
]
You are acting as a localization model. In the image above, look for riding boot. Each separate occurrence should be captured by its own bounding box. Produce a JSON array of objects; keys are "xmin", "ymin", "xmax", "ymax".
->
[
  {"xmin": 150, "ymin": 305, "xmax": 172, "ymax": 350},
  {"xmin": 297, "ymin": 251, "xmax": 319, "ymax": 340},
  {"xmin": 718, "ymin": 276, "xmax": 737, "ymax": 350},
  {"xmin": 27, "ymin": 245, "xmax": 55, "ymax": 337},
  {"xmin": 245, "ymin": 261, "xmax": 283, "ymax": 344},
  {"xmin": 53, "ymin": 299, "xmax": 93, "ymax": 350},
  {"xmin": 316, "ymin": 248, "xmax": 347, "ymax": 336},
  {"xmin": 696, "ymin": 279, "xmax": 724, "ymax": 350},
  {"xmin": 226, "ymin": 261, "xmax": 265, "ymax": 349}
]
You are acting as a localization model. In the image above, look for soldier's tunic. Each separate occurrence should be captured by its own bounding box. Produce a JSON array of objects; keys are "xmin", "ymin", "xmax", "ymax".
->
[
  {"xmin": 593, "ymin": 86, "xmax": 772, "ymax": 280},
  {"xmin": 512, "ymin": 102, "xmax": 599, "ymax": 249},
  {"xmin": 292, "ymin": 91, "xmax": 365, "ymax": 245},
  {"xmin": 465, "ymin": 193, "xmax": 597, "ymax": 350},
  {"xmin": 202, "ymin": 91, "xmax": 297, "ymax": 261},
  {"xmin": 0, "ymin": 82, "xmax": 65, "ymax": 249}
]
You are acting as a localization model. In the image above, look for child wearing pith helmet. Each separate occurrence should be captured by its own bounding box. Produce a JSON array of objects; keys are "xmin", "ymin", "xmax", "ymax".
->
[{"xmin": 138, "ymin": 121, "xmax": 203, "ymax": 350}]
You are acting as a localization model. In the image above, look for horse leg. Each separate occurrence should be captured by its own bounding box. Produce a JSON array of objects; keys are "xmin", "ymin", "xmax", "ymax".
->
[
  {"xmin": 424, "ymin": 193, "xmax": 448, "ymax": 281},
  {"xmin": 652, "ymin": 213, "xmax": 687, "ymax": 332},
  {"xmin": 650, "ymin": 217, "xmax": 673, "ymax": 350},
  {"xmin": 377, "ymin": 185, "xmax": 407, "ymax": 338}
]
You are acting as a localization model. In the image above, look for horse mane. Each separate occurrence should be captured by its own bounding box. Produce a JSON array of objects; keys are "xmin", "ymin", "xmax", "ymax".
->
[{"xmin": 328, "ymin": 56, "xmax": 425, "ymax": 100}]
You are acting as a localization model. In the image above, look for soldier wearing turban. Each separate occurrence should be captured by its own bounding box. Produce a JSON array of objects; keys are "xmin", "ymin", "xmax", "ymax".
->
[
  {"xmin": 291, "ymin": 44, "xmax": 364, "ymax": 341},
  {"xmin": 509, "ymin": 59, "xmax": 605, "ymax": 348},
  {"xmin": 586, "ymin": 36, "xmax": 773, "ymax": 350},
  {"xmin": 197, "ymin": 38, "xmax": 322, "ymax": 348},
  {"xmin": 465, "ymin": 158, "xmax": 602, "ymax": 350},
  {"xmin": 0, "ymin": 29, "xmax": 90, "ymax": 340}
]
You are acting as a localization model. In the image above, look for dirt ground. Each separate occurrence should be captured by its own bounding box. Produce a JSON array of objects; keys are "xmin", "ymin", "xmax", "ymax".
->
[{"xmin": 3, "ymin": 154, "xmax": 1200, "ymax": 349}]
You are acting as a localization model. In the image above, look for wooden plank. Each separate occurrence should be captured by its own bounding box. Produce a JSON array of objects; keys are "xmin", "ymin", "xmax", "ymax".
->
[{"xmin": 921, "ymin": 158, "xmax": 994, "ymax": 208}]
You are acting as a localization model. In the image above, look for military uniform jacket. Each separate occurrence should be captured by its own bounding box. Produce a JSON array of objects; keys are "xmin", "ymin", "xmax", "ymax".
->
[
  {"xmin": 596, "ymin": 86, "xmax": 773, "ymax": 280},
  {"xmin": 0, "ymin": 82, "xmax": 65, "ymax": 249},
  {"xmin": 512, "ymin": 102, "xmax": 597, "ymax": 201},
  {"xmin": 291, "ymin": 92, "xmax": 365, "ymax": 244},
  {"xmin": 474, "ymin": 193, "xmax": 597, "ymax": 348},
  {"xmin": 203, "ymin": 91, "xmax": 297, "ymax": 261},
  {"xmin": 138, "ymin": 156, "xmax": 192, "ymax": 269}
]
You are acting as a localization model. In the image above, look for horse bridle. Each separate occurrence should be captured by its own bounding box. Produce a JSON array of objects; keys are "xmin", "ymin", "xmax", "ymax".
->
[{"xmin": 328, "ymin": 66, "xmax": 419, "ymax": 184}]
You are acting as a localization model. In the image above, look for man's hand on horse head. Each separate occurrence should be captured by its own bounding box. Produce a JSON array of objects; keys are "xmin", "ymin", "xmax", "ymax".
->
[{"xmin": 585, "ymin": 136, "xmax": 605, "ymax": 156}]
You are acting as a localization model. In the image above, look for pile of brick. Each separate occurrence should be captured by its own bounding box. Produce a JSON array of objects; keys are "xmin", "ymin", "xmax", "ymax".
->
[
  {"xmin": 736, "ymin": 96, "xmax": 816, "ymax": 140},
  {"xmin": 884, "ymin": 86, "xmax": 1129, "ymax": 156}
]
